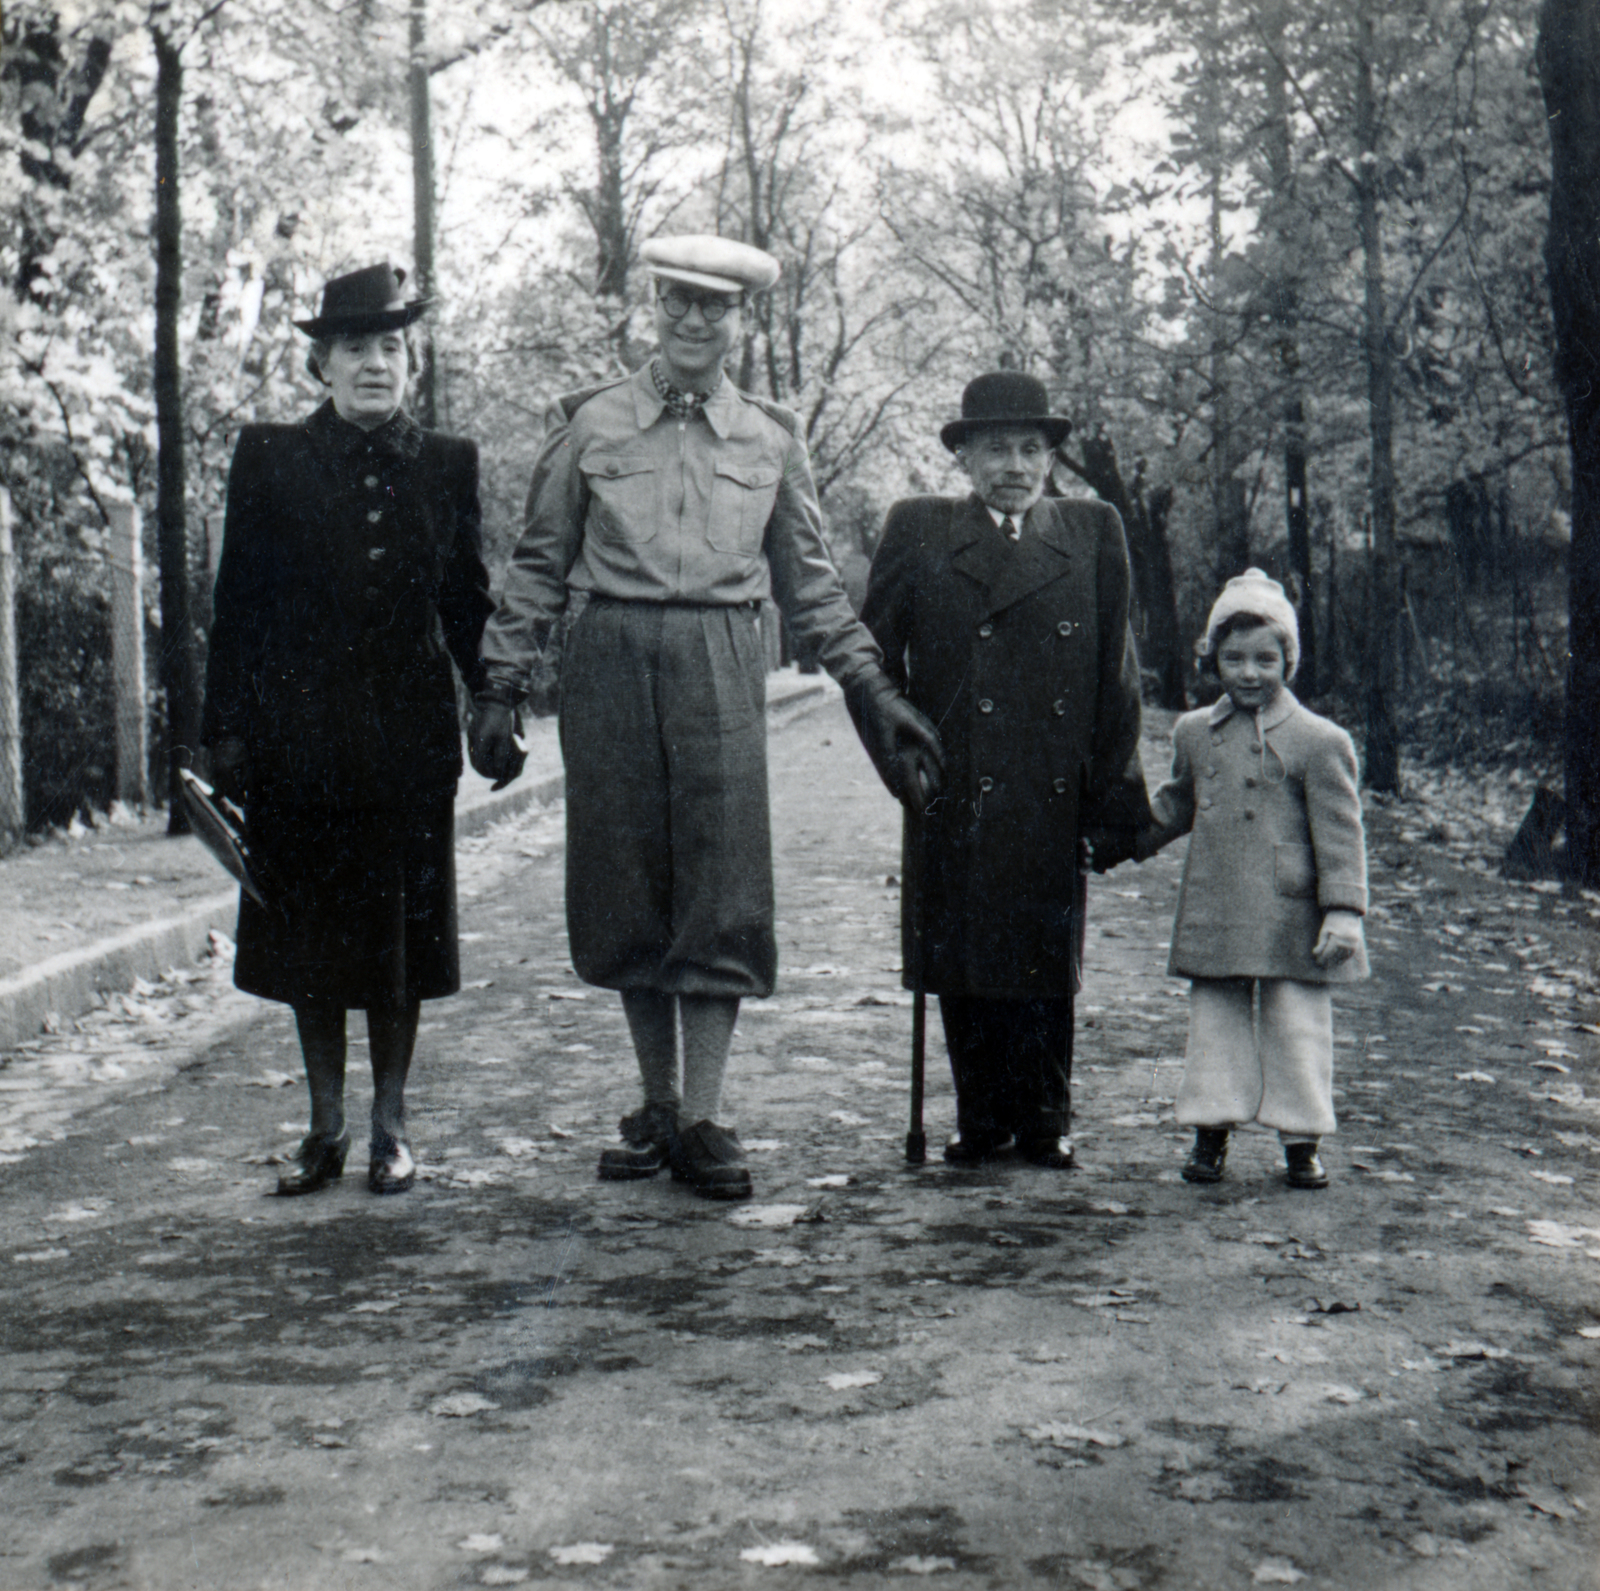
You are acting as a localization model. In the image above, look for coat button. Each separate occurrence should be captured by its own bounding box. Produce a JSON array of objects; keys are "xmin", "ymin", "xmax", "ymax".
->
[
  {"xmin": 1057, "ymin": 620, "xmax": 1073, "ymax": 636},
  {"xmin": 979, "ymin": 776, "xmax": 994, "ymax": 792},
  {"xmin": 364, "ymin": 586, "xmax": 380, "ymax": 601},
  {"xmin": 364, "ymin": 474, "xmax": 379, "ymax": 489},
  {"xmin": 978, "ymin": 623, "xmax": 993, "ymax": 639},
  {"xmin": 1244, "ymin": 809, "xmax": 1256, "ymax": 820},
  {"xmin": 1053, "ymin": 778, "xmax": 1067, "ymax": 794},
  {"xmin": 368, "ymin": 547, "xmax": 386, "ymax": 562},
  {"xmin": 979, "ymin": 698, "xmax": 994, "ymax": 713},
  {"xmin": 1052, "ymin": 699, "xmax": 1065, "ymax": 716},
  {"xmin": 367, "ymin": 509, "xmax": 383, "ymax": 524},
  {"xmin": 1206, "ymin": 765, "xmax": 1218, "ymax": 778},
  {"xmin": 1200, "ymin": 796, "xmax": 1213, "ymax": 809},
  {"xmin": 607, "ymin": 462, "xmax": 620, "ymax": 476}
]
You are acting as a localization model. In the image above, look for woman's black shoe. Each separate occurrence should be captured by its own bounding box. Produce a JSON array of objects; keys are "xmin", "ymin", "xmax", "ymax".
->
[
  {"xmin": 598, "ymin": 1103, "xmax": 680, "ymax": 1181},
  {"xmin": 942, "ymin": 1130, "xmax": 1013, "ymax": 1165},
  {"xmin": 368, "ymin": 1126, "xmax": 416, "ymax": 1194},
  {"xmin": 1181, "ymin": 1126, "xmax": 1230, "ymax": 1184},
  {"xmin": 275, "ymin": 1130, "xmax": 351, "ymax": 1196},
  {"xmin": 1285, "ymin": 1141, "xmax": 1329, "ymax": 1189}
]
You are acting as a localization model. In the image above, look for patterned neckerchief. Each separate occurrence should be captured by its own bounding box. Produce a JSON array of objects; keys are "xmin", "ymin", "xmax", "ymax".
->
[{"xmin": 651, "ymin": 358, "xmax": 719, "ymax": 421}]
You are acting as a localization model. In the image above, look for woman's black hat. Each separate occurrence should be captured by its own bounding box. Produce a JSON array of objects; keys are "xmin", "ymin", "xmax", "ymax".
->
[
  {"xmin": 293, "ymin": 263, "xmax": 431, "ymax": 337},
  {"xmin": 939, "ymin": 371, "xmax": 1072, "ymax": 452}
]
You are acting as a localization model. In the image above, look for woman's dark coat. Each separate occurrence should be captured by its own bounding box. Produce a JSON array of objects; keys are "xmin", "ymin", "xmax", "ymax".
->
[
  {"xmin": 202, "ymin": 400, "xmax": 491, "ymax": 807},
  {"xmin": 860, "ymin": 494, "xmax": 1148, "ymax": 998},
  {"xmin": 201, "ymin": 401, "xmax": 492, "ymax": 1008}
]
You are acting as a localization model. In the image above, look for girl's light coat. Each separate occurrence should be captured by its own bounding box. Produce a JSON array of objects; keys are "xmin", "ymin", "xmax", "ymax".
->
[{"xmin": 1149, "ymin": 689, "xmax": 1370, "ymax": 984}]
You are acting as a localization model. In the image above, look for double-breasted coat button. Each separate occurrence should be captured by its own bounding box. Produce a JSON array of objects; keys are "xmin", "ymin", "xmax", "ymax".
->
[
  {"xmin": 1200, "ymin": 796, "xmax": 1213, "ymax": 809},
  {"xmin": 364, "ymin": 474, "xmax": 379, "ymax": 489},
  {"xmin": 367, "ymin": 509, "xmax": 383, "ymax": 524},
  {"xmin": 606, "ymin": 462, "xmax": 620, "ymax": 476},
  {"xmin": 1244, "ymin": 809, "xmax": 1256, "ymax": 820},
  {"xmin": 364, "ymin": 585, "xmax": 380, "ymax": 601},
  {"xmin": 368, "ymin": 547, "xmax": 386, "ymax": 562},
  {"xmin": 979, "ymin": 776, "xmax": 994, "ymax": 792},
  {"xmin": 1056, "ymin": 620, "xmax": 1073, "ymax": 636},
  {"xmin": 1052, "ymin": 777, "xmax": 1067, "ymax": 794},
  {"xmin": 1207, "ymin": 766, "xmax": 1219, "ymax": 778},
  {"xmin": 978, "ymin": 623, "xmax": 993, "ymax": 639},
  {"xmin": 979, "ymin": 698, "xmax": 994, "ymax": 714},
  {"xmin": 1245, "ymin": 775, "xmax": 1258, "ymax": 788},
  {"xmin": 1052, "ymin": 699, "xmax": 1065, "ymax": 716}
]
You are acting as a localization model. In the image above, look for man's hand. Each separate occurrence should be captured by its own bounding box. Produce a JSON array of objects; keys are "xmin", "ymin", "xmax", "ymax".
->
[
  {"xmin": 1312, "ymin": 909, "xmax": 1364, "ymax": 969},
  {"xmin": 849, "ymin": 679, "xmax": 945, "ymax": 809},
  {"xmin": 1082, "ymin": 827, "xmax": 1137, "ymax": 874},
  {"xmin": 468, "ymin": 699, "xmax": 527, "ymax": 790},
  {"xmin": 206, "ymin": 737, "xmax": 251, "ymax": 810}
]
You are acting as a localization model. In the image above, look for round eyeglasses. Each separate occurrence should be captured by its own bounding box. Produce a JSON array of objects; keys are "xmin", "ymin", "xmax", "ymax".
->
[{"xmin": 656, "ymin": 285, "xmax": 739, "ymax": 322}]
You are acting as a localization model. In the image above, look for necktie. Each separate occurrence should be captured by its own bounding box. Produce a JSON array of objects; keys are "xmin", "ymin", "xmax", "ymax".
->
[{"xmin": 1005, "ymin": 515, "xmax": 1022, "ymax": 542}]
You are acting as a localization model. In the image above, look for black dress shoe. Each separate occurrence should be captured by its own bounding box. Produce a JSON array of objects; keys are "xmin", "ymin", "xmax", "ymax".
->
[
  {"xmin": 598, "ymin": 1103, "xmax": 680, "ymax": 1181},
  {"xmin": 942, "ymin": 1131, "xmax": 1014, "ymax": 1165},
  {"xmin": 1182, "ymin": 1126, "xmax": 1231, "ymax": 1184},
  {"xmin": 275, "ymin": 1130, "xmax": 350, "ymax": 1196},
  {"xmin": 368, "ymin": 1126, "xmax": 415, "ymax": 1195},
  {"xmin": 1019, "ymin": 1135, "xmax": 1076, "ymax": 1169},
  {"xmin": 670, "ymin": 1120, "xmax": 753, "ymax": 1200},
  {"xmin": 1285, "ymin": 1141, "xmax": 1329, "ymax": 1189}
]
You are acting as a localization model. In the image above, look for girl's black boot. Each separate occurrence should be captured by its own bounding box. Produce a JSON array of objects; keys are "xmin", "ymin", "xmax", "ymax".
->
[{"xmin": 1182, "ymin": 1126, "xmax": 1230, "ymax": 1184}]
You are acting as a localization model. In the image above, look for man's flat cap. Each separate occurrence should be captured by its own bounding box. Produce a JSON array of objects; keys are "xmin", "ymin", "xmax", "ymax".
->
[{"xmin": 641, "ymin": 235, "xmax": 780, "ymax": 293}]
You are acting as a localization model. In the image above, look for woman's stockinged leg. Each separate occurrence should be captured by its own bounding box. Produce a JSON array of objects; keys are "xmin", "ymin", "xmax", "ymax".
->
[
  {"xmin": 367, "ymin": 997, "xmax": 421, "ymax": 1142},
  {"xmin": 621, "ymin": 989, "xmax": 681, "ymax": 1110},
  {"xmin": 680, "ymin": 994, "xmax": 739, "ymax": 1126},
  {"xmin": 293, "ymin": 1003, "xmax": 348, "ymax": 1140}
]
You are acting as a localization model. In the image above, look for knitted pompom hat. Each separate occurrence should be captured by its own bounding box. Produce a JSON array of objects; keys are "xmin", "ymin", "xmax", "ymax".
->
[{"xmin": 1200, "ymin": 568, "xmax": 1300, "ymax": 680}]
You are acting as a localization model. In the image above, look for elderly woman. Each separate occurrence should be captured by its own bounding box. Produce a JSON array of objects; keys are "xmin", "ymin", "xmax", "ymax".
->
[{"xmin": 201, "ymin": 263, "xmax": 492, "ymax": 1196}]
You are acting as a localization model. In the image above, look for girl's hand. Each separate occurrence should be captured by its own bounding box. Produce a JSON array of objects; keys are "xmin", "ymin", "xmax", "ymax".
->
[{"xmin": 1313, "ymin": 910, "xmax": 1364, "ymax": 968}]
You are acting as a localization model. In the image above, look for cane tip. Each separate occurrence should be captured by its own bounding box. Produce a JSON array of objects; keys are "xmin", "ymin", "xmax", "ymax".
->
[{"xmin": 905, "ymin": 1131, "xmax": 927, "ymax": 1165}]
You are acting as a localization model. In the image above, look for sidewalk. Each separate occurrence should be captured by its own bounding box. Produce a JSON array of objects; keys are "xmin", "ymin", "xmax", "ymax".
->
[{"xmin": 0, "ymin": 668, "xmax": 838, "ymax": 1051}]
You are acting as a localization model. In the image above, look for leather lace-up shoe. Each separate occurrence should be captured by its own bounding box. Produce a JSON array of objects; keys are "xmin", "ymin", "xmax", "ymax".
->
[
  {"xmin": 942, "ymin": 1130, "xmax": 1014, "ymax": 1165},
  {"xmin": 671, "ymin": 1120, "xmax": 753, "ymax": 1201},
  {"xmin": 1182, "ymin": 1126, "xmax": 1231, "ymax": 1184},
  {"xmin": 1019, "ymin": 1135, "xmax": 1076, "ymax": 1170},
  {"xmin": 368, "ymin": 1126, "xmax": 415, "ymax": 1195},
  {"xmin": 275, "ymin": 1129, "xmax": 350, "ymax": 1196},
  {"xmin": 598, "ymin": 1103, "xmax": 680, "ymax": 1181},
  {"xmin": 1285, "ymin": 1141, "xmax": 1329, "ymax": 1189}
]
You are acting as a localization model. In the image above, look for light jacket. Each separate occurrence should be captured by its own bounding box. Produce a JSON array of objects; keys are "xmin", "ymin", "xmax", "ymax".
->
[
  {"xmin": 1148, "ymin": 689, "xmax": 1369, "ymax": 984},
  {"xmin": 480, "ymin": 364, "xmax": 883, "ymax": 693}
]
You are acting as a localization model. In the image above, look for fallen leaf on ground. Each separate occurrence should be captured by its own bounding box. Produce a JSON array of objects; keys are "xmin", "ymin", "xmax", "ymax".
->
[
  {"xmin": 889, "ymin": 1556, "xmax": 956, "ymax": 1573},
  {"xmin": 1454, "ymin": 1072, "xmax": 1497, "ymax": 1083},
  {"xmin": 431, "ymin": 1394, "xmax": 499, "ymax": 1417},
  {"xmin": 1576, "ymin": 1326, "xmax": 1600, "ymax": 1339},
  {"xmin": 480, "ymin": 1569, "xmax": 529, "ymax": 1586},
  {"xmin": 1322, "ymin": 1384, "xmax": 1366, "ymax": 1403},
  {"xmin": 1529, "ymin": 1169, "xmax": 1575, "ymax": 1185},
  {"xmin": 740, "ymin": 1542, "xmax": 820, "ymax": 1566},
  {"xmin": 1437, "ymin": 1341, "xmax": 1511, "ymax": 1361},
  {"xmin": 548, "ymin": 1544, "xmax": 611, "ymax": 1565},
  {"xmin": 547, "ymin": 1124, "xmax": 574, "ymax": 1139},
  {"xmin": 728, "ymin": 1204, "xmax": 811, "ymax": 1228},
  {"xmin": 806, "ymin": 1174, "xmax": 851, "ymax": 1188},
  {"xmin": 1023, "ymin": 1422, "xmax": 1126, "ymax": 1448},
  {"xmin": 242, "ymin": 1070, "xmax": 298, "ymax": 1088},
  {"xmin": 823, "ymin": 1371, "xmax": 881, "ymax": 1390},
  {"xmin": 1527, "ymin": 1219, "xmax": 1600, "ymax": 1247},
  {"xmin": 1252, "ymin": 1559, "xmax": 1307, "ymax": 1585}
]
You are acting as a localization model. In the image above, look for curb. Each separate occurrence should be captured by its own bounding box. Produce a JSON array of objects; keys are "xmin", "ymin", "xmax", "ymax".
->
[{"xmin": 0, "ymin": 677, "xmax": 835, "ymax": 1051}]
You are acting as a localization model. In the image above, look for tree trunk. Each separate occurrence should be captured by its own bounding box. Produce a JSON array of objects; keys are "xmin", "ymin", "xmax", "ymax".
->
[
  {"xmin": 1262, "ymin": 2, "xmax": 1316, "ymax": 693},
  {"xmin": 408, "ymin": 0, "xmax": 437, "ymax": 429},
  {"xmin": 152, "ymin": 27, "xmax": 198, "ymax": 834},
  {"xmin": 1067, "ymin": 433, "xmax": 1187, "ymax": 710},
  {"xmin": 1355, "ymin": 4, "xmax": 1401, "ymax": 792},
  {"xmin": 1538, "ymin": 0, "xmax": 1600, "ymax": 888}
]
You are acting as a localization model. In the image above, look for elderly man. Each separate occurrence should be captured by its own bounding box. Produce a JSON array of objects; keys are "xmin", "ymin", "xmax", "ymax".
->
[
  {"xmin": 470, "ymin": 236, "xmax": 941, "ymax": 1200},
  {"xmin": 859, "ymin": 372, "xmax": 1149, "ymax": 1168}
]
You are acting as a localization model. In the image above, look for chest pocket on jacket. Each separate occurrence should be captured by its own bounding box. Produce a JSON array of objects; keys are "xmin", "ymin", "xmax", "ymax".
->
[
  {"xmin": 581, "ymin": 452, "xmax": 659, "ymax": 545},
  {"xmin": 707, "ymin": 460, "xmax": 780, "ymax": 556}
]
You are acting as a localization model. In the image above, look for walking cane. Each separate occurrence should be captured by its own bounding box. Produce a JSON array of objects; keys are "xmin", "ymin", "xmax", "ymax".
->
[{"xmin": 906, "ymin": 803, "xmax": 927, "ymax": 1165}]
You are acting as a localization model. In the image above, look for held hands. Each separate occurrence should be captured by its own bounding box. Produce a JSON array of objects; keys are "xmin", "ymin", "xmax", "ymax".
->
[
  {"xmin": 468, "ymin": 699, "xmax": 527, "ymax": 791},
  {"xmin": 852, "ymin": 679, "xmax": 945, "ymax": 810},
  {"xmin": 1312, "ymin": 909, "xmax": 1365, "ymax": 969}
]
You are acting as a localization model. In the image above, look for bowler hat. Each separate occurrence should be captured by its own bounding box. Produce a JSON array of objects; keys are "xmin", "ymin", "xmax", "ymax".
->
[
  {"xmin": 939, "ymin": 371, "xmax": 1072, "ymax": 452},
  {"xmin": 293, "ymin": 263, "xmax": 431, "ymax": 337}
]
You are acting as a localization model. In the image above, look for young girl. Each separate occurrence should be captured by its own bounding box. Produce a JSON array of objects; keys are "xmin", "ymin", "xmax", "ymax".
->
[{"xmin": 1140, "ymin": 570, "xmax": 1368, "ymax": 1188}]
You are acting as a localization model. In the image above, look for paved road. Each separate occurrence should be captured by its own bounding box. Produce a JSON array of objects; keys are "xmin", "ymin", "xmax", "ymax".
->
[{"xmin": 1, "ymin": 698, "xmax": 1595, "ymax": 1590}]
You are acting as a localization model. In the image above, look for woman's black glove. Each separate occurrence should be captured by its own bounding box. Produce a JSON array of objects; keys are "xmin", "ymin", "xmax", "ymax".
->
[{"xmin": 206, "ymin": 738, "xmax": 251, "ymax": 810}]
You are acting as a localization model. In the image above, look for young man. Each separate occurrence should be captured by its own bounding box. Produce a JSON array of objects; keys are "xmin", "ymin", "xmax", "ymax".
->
[
  {"xmin": 860, "ymin": 372, "xmax": 1149, "ymax": 1168},
  {"xmin": 470, "ymin": 235, "xmax": 941, "ymax": 1199}
]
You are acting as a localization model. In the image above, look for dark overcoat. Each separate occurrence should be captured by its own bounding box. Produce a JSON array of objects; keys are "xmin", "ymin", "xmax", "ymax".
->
[
  {"xmin": 202, "ymin": 400, "xmax": 491, "ymax": 807},
  {"xmin": 200, "ymin": 401, "xmax": 492, "ymax": 1008},
  {"xmin": 860, "ymin": 494, "xmax": 1148, "ymax": 998}
]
